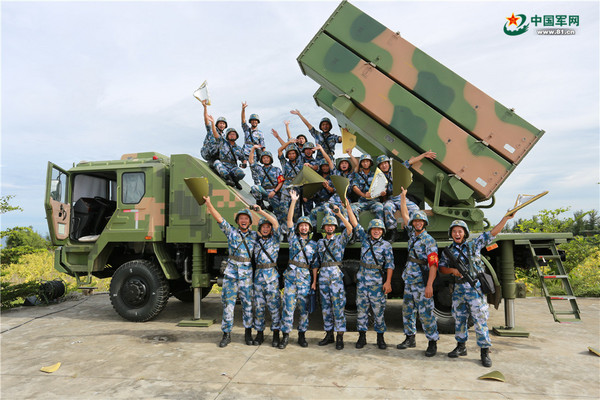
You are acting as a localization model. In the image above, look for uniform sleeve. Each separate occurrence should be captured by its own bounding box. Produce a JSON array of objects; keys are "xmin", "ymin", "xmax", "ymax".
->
[
  {"xmin": 354, "ymin": 224, "xmax": 368, "ymax": 242},
  {"xmin": 219, "ymin": 220, "xmax": 233, "ymax": 237},
  {"xmin": 383, "ymin": 243, "xmax": 395, "ymax": 270},
  {"xmin": 206, "ymin": 124, "xmax": 213, "ymax": 134},
  {"xmin": 472, "ymin": 231, "xmax": 494, "ymax": 254},
  {"xmin": 242, "ymin": 122, "xmax": 250, "ymax": 134},
  {"xmin": 402, "ymin": 160, "xmax": 411, "ymax": 169},
  {"xmin": 438, "ymin": 249, "xmax": 449, "ymax": 268},
  {"xmin": 309, "ymin": 127, "xmax": 318, "ymax": 139}
]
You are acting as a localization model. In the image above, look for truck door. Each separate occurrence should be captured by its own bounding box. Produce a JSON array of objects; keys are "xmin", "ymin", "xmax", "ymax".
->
[{"xmin": 45, "ymin": 162, "xmax": 70, "ymax": 245}]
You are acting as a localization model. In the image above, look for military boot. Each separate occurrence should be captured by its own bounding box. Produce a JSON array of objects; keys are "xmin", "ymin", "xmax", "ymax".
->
[
  {"xmin": 355, "ymin": 331, "xmax": 367, "ymax": 349},
  {"xmin": 318, "ymin": 330, "xmax": 334, "ymax": 346},
  {"xmin": 448, "ymin": 342, "xmax": 467, "ymax": 358},
  {"xmin": 297, "ymin": 331, "xmax": 308, "ymax": 348},
  {"xmin": 396, "ymin": 335, "xmax": 416, "ymax": 349},
  {"xmin": 252, "ymin": 330, "xmax": 263, "ymax": 346},
  {"xmin": 256, "ymin": 199, "xmax": 266, "ymax": 210},
  {"xmin": 335, "ymin": 332, "xmax": 344, "ymax": 350},
  {"xmin": 245, "ymin": 328, "xmax": 254, "ymax": 346},
  {"xmin": 481, "ymin": 348, "xmax": 492, "ymax": 367},
  {"xmin": 219, "ymin": 332, "xmax": 231, "ymax": 348},
  {"xmin": 278, "ymin": 333, "xmax": 289, "ymax": 349},
  {"xmin": 229, "ymin": 172, "xmax": 243, "ymax": 190},
  {"xmin": 377, "ymin": 332, "xmax": 387, "ymax": 350},
  {"xmin": 272, "ymin": 330, "xmax": 280, "ymax": 348},
  {"xmin": 425, "ymin": 340, "xmax": 437, "ymax": 357}
]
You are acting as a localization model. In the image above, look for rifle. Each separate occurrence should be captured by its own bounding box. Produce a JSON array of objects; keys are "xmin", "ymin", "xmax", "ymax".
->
[{"xmin": 442, "ymin": 247, "xmax": 477, "ymax": 290}]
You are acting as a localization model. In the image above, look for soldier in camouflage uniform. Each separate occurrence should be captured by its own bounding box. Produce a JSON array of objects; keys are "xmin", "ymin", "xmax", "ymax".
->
[
  {"xmin": 439, "ymin": 213, "xmax": 515, "ymax": 367},
  {"xmin": 209, "ymin": 115, "xmax": 247, "ymax": 190},
  {"xmin": 200, "ymin": 100, "xmax": 227, "ymax": 164},
  {"xmin": 251, "ymin": 209, "xmax": 283, "ymax": 347},
  {"xmin": 241, "ymin": 102, "xmax": 265, "ymax": 159},
  {"xmin": 299, "ymin": 142, "xmax": 324, "ymax": 217},
  {"xmin": 313, "ymin": 204, "xmax": 353, "ymax": 350},
  {"xmin": 350, "ymin": 154, "xmax": 385, "ymax": 222},
  {"xmin": 279, "ymin": 190, "xmax": 318, "ymax": 349},
  {"xmin": 346, "ymin": 202, "xmax": 394, "ymax": 350},
  {"xmin": 277, "ymin": 140, "xmax": 303, "ymax": 223},
  {"xmin": 290, "ymin": 109, "xmax": 341, "ymax": 162},
  {"xmin": 309, "ymin": 151, "xmax": 347, "ymax": 232},
  {"xmin": 397, "ymin": 186, "xmax": 440, "ymax": 357},
  {"xmin": 249, "ymin": 144, "xmax": 284, "ymax": 223},
  {"xmin": 203, "ymin": 197, "xmax": 257, "ymax": 348}
]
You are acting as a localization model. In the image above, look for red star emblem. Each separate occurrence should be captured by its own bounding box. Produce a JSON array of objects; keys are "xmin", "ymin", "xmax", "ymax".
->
[{"xmin": 506, "ymin": 13, "xmax": 520, "ymax": 26}]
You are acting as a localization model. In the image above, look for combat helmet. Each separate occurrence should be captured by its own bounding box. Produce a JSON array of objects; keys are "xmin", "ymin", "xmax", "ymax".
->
[
  {"xmin": 321, "ymin": 215, "xmax": 338, "ymax": 230},
  {"xmin": 319, "ymin": 117, "xmax": 332, "ymax": 131},
  {"xmin": 409, "ymin": 210, "xmax": 429, "ymax": 227},
  {"xmin": 225, "ymin": 127, "xmax": 239, "ymax": 140},
  {"xmin": 295, "ymin": 216, "xmax": 313, "ymax": 233},
  {"xmin": 449, "ymin": 219, "xmax": 470, "ymax": 239},
  {"xmin": 318, "ymin": 158, "xmax": 329, "ymax": 169},
  {"xmin": 261, "ymin": 151, "xmax": 273, "ymax": 165},
  {"xmin": 375, "ymin": 155, "xmax": 390, "ymax": 167},
  {"xmin": 234, "ymin": 209, "xmax": 252, "ymax": 224},
  {"xmin": 216, "ymin": 116, "xmax": 228, "ymax": 129},
  {"xmin": 285, "ymin": 144, "xmax": 300, "ymax": 158},
  {"xmin": 302, "ymin": 142, "xmax": 316, "ymax": 151},
  {"xmin": 359, "ymin": 154, "xmax": 373, "ymax": 167},
  {"xmin": 367, "ymin": 219, "xmax": 386, "ymax": 234},
  {"xmin": 336, "ymin": 157, "xmax": 351, "ymax": 171},
  {"xmin": 249, "ymin": 113, "xmax": 260, "ymax": 123},
  {"xmin": 258, "ymin": 217, "xmax": 273, "ymax": 230}
]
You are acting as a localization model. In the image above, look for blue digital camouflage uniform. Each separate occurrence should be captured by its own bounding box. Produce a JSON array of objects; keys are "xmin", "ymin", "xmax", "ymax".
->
[
  {"xmin": 242, "ymin": 122, "xmax": 265, "ymax": 159},
  {"xmin": 439, "ymin": 231, "xmax": 494, "ymax": 348},
  {"xmin": 252, "ymin": 225, "xmax": 282, "ymax": 332},
  {"xmin": 213, "ymin": 137, "xmax": 246, "ymax": 182},
  {"xmin": 309, "ymin": 127, "xmax": 341, "ymax": 161},
  {"xmin": 309, "ymin": 173, "xmax": 344, "ymax": 229},
  {"xmin": 381, "ymin": 160, "xmax": 419, "ymax": 230},
  {"xmin": 299, "ymin": 154, "xmax": 319, "ymax": 215},
  {"xmin": 350, "ymin": 170, "xmax": 384, "ymax": 221},
  {"xmin": 201, "ymin": 124, "xmax": 224, "ymax": 163},
  {"xmin": 355, "ymin": 225, "xmax": 395, "ymax": 333},
  {"xmin": 316, "ymin": 228, "xmax": 352, "ymax": 332},
  {"xmin": 281, "ymin": 229, "xmax": 318, "ymax": 334},
  {"xmin": 218, "ymin": 220, "xmax": 258, "ymax": 333},
  {"xmin": 250, "ymin": 161, "xmax": 284, "ymax": 224},
  {"xmin": 279, "ymin": 153, "xmax": 303, "ymax": 221},
  {"xmin": 402, "ymin": 226, "xmax": 439, "ymax": 341}
]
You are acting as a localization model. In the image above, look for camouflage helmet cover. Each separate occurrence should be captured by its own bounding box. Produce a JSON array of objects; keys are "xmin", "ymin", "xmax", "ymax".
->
[
  {"xmin": 409, "ymin": 210, "xmax": 429, "ymax": 227},
  {"xmin": 261, "ymin": 151, "xmax": 273, "ymax": 164},
  {"xmin": 303, "ymin": 142, "xmax": 316, "ymax": 150},
  {"xmin": 285, "ymin": 144, "xmax": 300, "ymax": 158},
  {"xmin": 249, "ymin": 113, "xmax": 260, "ymax": 123},
  {"xmin": 367, "ymin": 219, "xmax": 386, "ymax": 234},
  {"xmin": 449, "ymin": 219, "xmax": 470, "ymax": 239},
  {"xmin": 225, "ymin": 127, "xmax": 239, "ymax": 140},
  {"xmin": 258, "ymin": 217, "xmax": 272, "ymax": 230},
  {"xmin": 295, "ymin": 216, "xmax": 313, "ymax": 233},
  {"xmin": 216, "ymin": 117, "xmax": 228, "ymax": 128},
  {"xmin": 234, "ymin": 209, "xmax": 252, "ymax": 224},
  {"xmin": 321, "ymin": 215, "xmax": 338, "ymax": 229},
  {"xmin": 319, "ymin": 117, "xmax": 332, "ymax": 130},
  {"xmin": 375, "ymin": 154, "xmax": 390, "ymax": 166}
]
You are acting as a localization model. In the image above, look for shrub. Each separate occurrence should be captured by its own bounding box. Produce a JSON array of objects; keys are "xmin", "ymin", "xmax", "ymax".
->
[{"xmin": 569, "ymin": 250, "xmax": 600, "ymax": 297}]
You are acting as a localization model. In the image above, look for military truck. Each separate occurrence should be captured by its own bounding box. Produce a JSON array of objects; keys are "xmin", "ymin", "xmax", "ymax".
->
[{"xmin": 44, "ymin": 0, "xmax": 579, "ymax": 332}]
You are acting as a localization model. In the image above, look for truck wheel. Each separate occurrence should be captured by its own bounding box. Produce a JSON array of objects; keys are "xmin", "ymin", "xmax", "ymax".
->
[{"xmin": 109, "ymin": 259, "xmax": 170, "ymax": 322}]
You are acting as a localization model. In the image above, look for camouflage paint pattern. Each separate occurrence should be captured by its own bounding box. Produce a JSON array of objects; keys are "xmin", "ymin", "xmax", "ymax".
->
[{"xmin": 320, "ymin": 1, "xmax": 544, "ymax": 164}]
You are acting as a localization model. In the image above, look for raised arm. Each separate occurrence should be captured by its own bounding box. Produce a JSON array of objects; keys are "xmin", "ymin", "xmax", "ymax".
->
[
  {"xmin": 407, "ymin": 150, "xmax": 436, "ymax": 166},
  {"xmin": 346, "ymin": 149, "xmax": 359, "ymax": 172},
  {"xmin": 256, "ymin": 205, "xmax": 279, "ymax": 231},
  {"xmin": 241, "ymin": 101, "xmax": 248, "ymax": 124},
  {"xmin": 491, "ymin": 212, "xmax": 516, "ymax": 237},
  {"xmin": 287, "ymin": 189, "xmax": 299, "ymax": 229},
  {"xmin": 249, "ymin": 144, "xmax": 260, "ymax": 165},
  {"xmin": 284, "ymin": 120, "xmax": 293, "ymax": 141},
  {"xmin": 272, "ymin": 128, "xmax": 286, "ymax": 147},
  {"xmin": 333, "ymin": 204, "xmax": 352, "ymax": 236},
  {"xmin": 400, "ymin": 186, "xmax": 410, "ymax": 226},
  {"xmin": 207, "ymin": 115, "xmax": 220, "ymax": 139},
  {"xmin": 201, "ymin": 99, "xmax": 209, "ymax": 126},
  {"xmin": 290, "ymin": 109, "xmax": 313, "ymax": 131},
  {"xmin": 317, "ymin": 144, "xmax": 334, "ymax": 170},
  {"xmin": 203, "ymin": 196, "xmax": 223, "ymax": 224},
  {"xmin": 345, "ymin": 199, "xmax": 358, "ymax": 228},
  {"xmin": 278, "ymin": 139, "xmax": 295, "ymax": 158}
]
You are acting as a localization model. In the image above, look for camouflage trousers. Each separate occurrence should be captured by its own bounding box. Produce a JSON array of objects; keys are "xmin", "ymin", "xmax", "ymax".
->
[
  {"xmin": 402, "ymin": 282, "xmax": 439, "ymax": 341},
  {"xmin": 250, "ymin": 186, "xmax": 284, "ymax": 224},
  {"xmin": 351, "ymin": 200, "xmax": 384, "ymax": 222},
  {"xmin": 213, "ymin": 160, "xmax": 245, "ymax": 182},
  {"xmin": 383, "ymin": 195, "xmax": 419, "ymax": 230},
  {"xmin": 221, "ymin": 275, "xmax": 253, "ymax": 332},
  {"xmin": 201, "ymin": 138, "xmax": 219, "ymax": 162},
  {"xmin": 318, "ymin": 267, "xmax": 346, "ymax": 332},
  {"xmin": 253, "ymin": 275, "xmax": 281, "ymax": 332},
  {"xmin": 357, "ymin": 280, "xmax": 387, "ymax": 333},
  {"xmin": 453, "ymin": 284, "xmax": 491, "ymax": 348},
  {"xmin": 280, "ymin": 268, "xmax": 311, "ymax": 333}
]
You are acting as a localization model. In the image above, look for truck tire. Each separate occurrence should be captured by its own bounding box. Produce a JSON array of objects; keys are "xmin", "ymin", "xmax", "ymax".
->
[{"xmin": 109, "ymin": 259, "xmax": 170, "ymax": 322}]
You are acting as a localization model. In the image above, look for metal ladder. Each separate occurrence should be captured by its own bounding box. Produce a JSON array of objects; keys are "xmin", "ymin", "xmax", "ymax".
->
[{"xmin": 527, "ymin": 240, "xmax": 581, "ymax": 323}]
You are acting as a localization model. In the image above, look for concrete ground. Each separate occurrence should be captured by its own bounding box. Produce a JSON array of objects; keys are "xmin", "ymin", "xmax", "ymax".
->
[{"xmin": 1, "ymin": 293, "xmax": 599, "ymax": 399}]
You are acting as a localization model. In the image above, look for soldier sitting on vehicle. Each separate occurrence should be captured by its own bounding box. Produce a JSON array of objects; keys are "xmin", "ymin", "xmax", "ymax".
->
[
  {"xmin": 439, "ymin": 213, "xmax": 515, "ymax": 368},
  {"xmin": 309, "ymin": 151, "xmax": 347, "ymax": 235},
  {"xmin": 290, "ymin": 109, "xmax": 341, "ymax": 162},
  {"xmin": 350, "ymin": 154, "xmax": 385, "ymax": 223},
  {"xmin": 241, "ymin": 102, "xmax": 265, "ymax": 159},
  {"xmin": 249, "ymin": 144, "xmax": 284, "ymax": 224},
  {"xmin": 199, "ymin": 99, "xmax": 227, "ymax": 165},
  {"xmin": 208, "ymin": 115, "xmax": 247, "ymax": 190}
]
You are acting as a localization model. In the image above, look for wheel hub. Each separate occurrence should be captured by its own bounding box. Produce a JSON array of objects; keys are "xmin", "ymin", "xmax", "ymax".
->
[{"xmin": 122, "ymin": 278, "xmax": 148, "ymax": 307}]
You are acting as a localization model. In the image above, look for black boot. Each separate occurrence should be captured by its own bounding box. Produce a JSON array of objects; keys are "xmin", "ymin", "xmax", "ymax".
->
[
  {"xmin": 272, "ymin": 330, "xmax": 280, "ymax": 348},
  {"xmin": 256, "ymin": 199, "xmax": 266, "ymax": 210},
  {"xmin": 252, "ymin": 330, "xmax": 263, "ymax": 346},
  {"xmin": 245, "ymin": 328, "xmax": 254, "ymax": 346},
  {"xmin": 298, "ymin": 331, "xmax": 308, "ymax": 348},
  {"xmin": 481, "ymin": 347, "xmax": 492, "ymax": 367},
  {"xmin": 278, "ymin": 332, "xmax": 289, "ymax": 349},
  {"xmin": 397, "ymin": 335, "xmax": 416, "ymax": 349},
  {"xmin": 219, "ymin": 332, "xmax": 231, "ymax": 348},
  {"xmin": 448, "ymin": 342, "xmax": 467, "ymax": 358},
  {"xmin": 425, "ymin": 340, "xmax": 437, "ymax": 357},
  {"xmin": 230, "ymin": 172, "xmax": 242, "ymax": 190},
  {"xmin": 355, "ymin": 331, "xmax": 367, "ymax": 349},
  {"xmin": 318, "ymin": 330, "xmax": 334, "ymax": 346},
  {"xmin": 377, "ymin": 332, "xmax": 387, "ymax": 350},
  {"xmin": 335, "ymin": 332, "xmax": 344, "ymax": 350}
]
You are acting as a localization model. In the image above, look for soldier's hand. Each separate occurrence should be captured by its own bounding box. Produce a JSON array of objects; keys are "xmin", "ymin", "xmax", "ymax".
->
[
  {"xmin": 201, "ymin": 99, "xmax": 208, "ymax": 107},
  {"xmin": 364, "ymin": 192, "xmax": 372, "ymax": 199},
  {"xmin": 425, "ymin": 285, "xmax": 433, "ymax": 299},
  {"xmin": 424, "ymin": 150, "xmax": 437, "ymax": 160},
  {"xmin": 290, "ymin": 109, "xmax": 300, "ymax": 116},
  {"xmin": 271, "ymin": 129, "xmax": 279, "ymax": 138},
  {"xmin": 311, "ymin": 282, "xmax": 317, "ymax": 291},
  {"xmin": 242, "ymin": 101, "xmax": 248, "ymax": 109},
  {"xmin": 268, "ymin": 191, "xmax": 276, "ymax": 199},
  {"xmin": 203, "ymin": 196, "xmax": 211, "ymax": 204},
  {"xmin": 452, "ymin": 268, "xmax": 463, "ymax": 278},
  {"xmin": 400, "ymin": 186, "xmax": 407, "ymax": 197},
  {"xmin": 380, "ymin": 190, "xmax": 387, "ymax": 198},
  {"xmin": 253, "ymin": 144, "xmax": 262, "ymax": 149},
  {"xmin": 284, "ymin": 120, "xmax": 290, "ymax": 126},
  {"xmin": 290, "ymin": 190, "xmax": 299, "ymax": 202},
  {"xmin": 251, "ymin": 204, "xmax": 262, "ymax": 212},
  {"xmin": 240, "ymin": 163, "xmax": 247, "ymax": 169},
  {"xmin": 383, "ymin": 281, "xmax": 392, "ymax": 295},
  {"xmin": 207, "ymin": 114, "xmax": 214, "ymax": 123}
]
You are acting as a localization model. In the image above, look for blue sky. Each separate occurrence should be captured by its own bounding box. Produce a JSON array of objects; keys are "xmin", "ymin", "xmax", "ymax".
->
[{"xmin": 1, "ymin": 0, "xmax": 599, "ymax": 236}]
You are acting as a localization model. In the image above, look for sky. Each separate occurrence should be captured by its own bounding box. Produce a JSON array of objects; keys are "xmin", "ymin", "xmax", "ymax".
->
[{"xmin": 1, "ymin": 0, "xmax": 599, "ymax": 236}]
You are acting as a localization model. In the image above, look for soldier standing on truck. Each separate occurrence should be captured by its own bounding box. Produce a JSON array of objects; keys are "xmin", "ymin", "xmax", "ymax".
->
[
  {"xmin": 277, "ymin": 140, "xmax": 303, "ymax": 223},
  {"xmin": 439, "ymin": 213, "xmax": 515, "ymax": 367},
  {"xmin": 313, "ymin": 203, "xmax": 353, "ymax": 350},
  {"xmin": 200, "ymin": 100, "xmax": 227, "ymax": 164},
  {"xmin": 279, "ymin": 190, "xmax": 318, "ymax": 349},
  {"xmin": 203, "ymin": 197, "xmax": 257, "ymax": 348},
  {"xmin": 350, "ymin": 154, "xmax": 385, "ymax": 223},
  {"xmin": 345, "ymin": 202, "xmax": 394, "ymax": 350},
  {"xmin": 248, "ymin": 144, "xmax": 284, "ymax": 219},
  {"xmin": 251, "ymin": 209, "xmax": 283, "ymax": 348},
  {"xmin": 397, "ymin": 186, "xmax": 440, "ymax": 357},
  {"xmin": 290, "ymin": 109, "xmax": 341, "ymax": 161},
  {"xmin": 209, "ymin": 115, "xmax": 247, "ymax": 190},
  {"xmin": 241, "ymin": 102, "xmax": 265, "ymax": 159}
]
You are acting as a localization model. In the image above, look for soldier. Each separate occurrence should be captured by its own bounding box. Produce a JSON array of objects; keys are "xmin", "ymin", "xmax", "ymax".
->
[
  {"xmin": 378, "ymin": 151, "xmax": 436, "ymax": 241},
  {"xmin": 345, "ymin": 202, "xmax": 394, "ymax": 350},
  {"xmin": 249, "ymin": 144, "xmax": 284, "ymax": 221},
  {"xmin": 209, "ymin": 116, "xmax": 247, "ymax": 190},
  {"xmin": 279, "ymin": 190, "xmax": 318, "ymax": 349},
  {"xmin": 301, "ymin": 142, "xmax": 320, "ymax": 171},
  {"xmin": 241, "ymin": 102, "xmax": 265, "ymax": 159},
  {"xmin": 313, "ymin": 203, "xmax": 353, "ymax": 350},
  {"xmin": 396, "ymin": 186, "xmax": 439, "ymax": 357},
  {"xmin": 203, "ymin": 197, "xmax": 257, "ymax": 348},
  {"xmin": 332, "ymin": 150, "xmax": 359, "ymax": 203},
  {"xmin": 350, "ymin": 154, "xmax": 385, "ymax": 223},
  {"xmin": 199, "ymin": 99, "xmax": 227, "ymax": 164},
  {"xmin": 277, "ymin": 140, "xmax": 303, "ymax": 222},
  {"xmin": 308, "ymin": 149, "xmax": 344, "ymax": 232},
  {"xmin": 439, "ymin": 213, "xmax": 515, "ymax": 367},
  {"xmin": 251, "ymin": 208, "xmax": 282, "ymax": 347},
  {"xmin": 290, "ymin": 109, "xmax": 341, "ymax": 161}
]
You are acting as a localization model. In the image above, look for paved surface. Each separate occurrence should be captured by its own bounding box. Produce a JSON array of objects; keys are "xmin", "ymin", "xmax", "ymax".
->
[{"xmin": 1, "ymin": 293, "xmax": 599, "ymax": 399}]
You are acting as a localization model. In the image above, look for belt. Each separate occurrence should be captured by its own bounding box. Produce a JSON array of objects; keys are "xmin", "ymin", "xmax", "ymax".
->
[
  {"xmin": 360, "ymin": 262, "xmax": 382, "ymax": 270},
  {"xmin": 407, "ymin": 256, "xmax": 427, "ymax": 266},
  {"xmin": 290, "ymin": 260, "xmax": 310, "ymax": 269},
  {"xmin": 321, "ymin": 261, "xmax": 342, "ymax": 268},
  {"xmin": 256, "ymin": 263, "xmax": 277, "ymax": 269},
  {"xmin": 229, "ymin": 255, "xmax": 251, "ymax": 263}
]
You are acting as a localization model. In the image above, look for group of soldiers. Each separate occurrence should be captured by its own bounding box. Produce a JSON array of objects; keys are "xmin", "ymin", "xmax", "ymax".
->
[{"xmin": 199, "ymin": 101, "xmax": 516, "ymax": 368}]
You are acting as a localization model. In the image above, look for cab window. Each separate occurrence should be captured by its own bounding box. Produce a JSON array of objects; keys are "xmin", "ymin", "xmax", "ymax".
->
[{"xmin": 122, "ymin": 172, "xmax": 145, "ymax": 204}]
